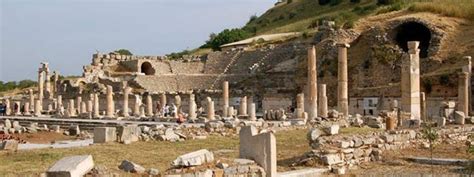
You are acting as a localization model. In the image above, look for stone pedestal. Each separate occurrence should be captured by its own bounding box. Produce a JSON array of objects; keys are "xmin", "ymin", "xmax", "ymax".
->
[
  {"xmin": 24, "ymin": 102, "xmax": 31, "ymax": 115},
  {"xmin": 146, "ymin": 94, "xmax": 153, "ymax": 117},
  {"xmin": 307, "ymin": 46, "xmax": 318, "ymax": 119},
  {"xmin": 222, "ymin": 81, "xmax": 229, "ymax": 117},
  {"xmin": 123, "ymin": 87, "xmax": 132, "ymax": 117},
  {"xmin": 87, "ymin": 99, "xmax": 93, "ymax": 113},
  {"xmin": 318, "ymin": 84, "xmax": 328, "ymax": 118},
  {"xmin": 337, "ymin": 43, "xmax": 350, "ymax": 117},
  {"xmin": 458, "ymin": 72, "xmax": 469, "ymax": 116},
  {"xmin": 106, "ymin": 86, "xmax": 115, "ymax": 118},
  {"xmin": 14, "ymin": 101, "xmax": 21, "ymax": 115},
  {"xmin": 207, "ymin": 97, "xmax": 215, "ymax": 120},
  {"xmin": 401, "ymin": 41, "xmax": 421, "ymax": 120},
  {"xmin": 239, "ymin": 96, "xmax": 248, "ymax": 116},
  {"xmin": 80, "ymin": 102, "xmax": 87, "ymax": 114}
]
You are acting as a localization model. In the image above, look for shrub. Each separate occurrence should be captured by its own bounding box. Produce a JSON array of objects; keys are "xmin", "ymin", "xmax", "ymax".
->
[
  {"xmin": 350, "ymin": 0, "xmax": 361, "ymax": 3},
  {"xmin": 288, "ymin": 11, "xmax": 298, "ymax": 19},
  {"xmin": 377, "ymin": 0, "xmax": 400, "ymax": 5},
  {"xmin": 330, "ymin": 0, "xmax": 343, "ymax": 6},
  {"xmin": 201, "ymin": 28, "xmax": 252, "ymax": 50},
  {"xmin": 114, "ymin": 49, "xmax": 133, "ymax": 55},
  {"xmin": 318, "ymin": 0, "xmax": 331, "ymax": 5}
]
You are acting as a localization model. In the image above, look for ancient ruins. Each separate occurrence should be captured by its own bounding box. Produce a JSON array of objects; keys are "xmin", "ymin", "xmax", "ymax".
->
[{"xmin": 1, "ymin": 2, "xmax": 474, "ymax": 176}]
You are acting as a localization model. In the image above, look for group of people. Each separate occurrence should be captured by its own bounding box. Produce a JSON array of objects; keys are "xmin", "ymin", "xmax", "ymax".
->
[
  {"xmin": 0, "ymin": 103, "xmax": 6, "ymax": 116},
  {"xmin": 155, "ymin": 103, "xmax": 188, "ymax": 123}
]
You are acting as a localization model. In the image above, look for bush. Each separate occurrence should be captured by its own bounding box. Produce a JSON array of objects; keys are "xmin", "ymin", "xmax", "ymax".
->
[
  {"xmin": 287, "ymin": 0, "xmax": 293, "ymax": 4},
  {"xmin": 318, "ymin": 0, "xmax": 331, "ymax": 5},
  {"xmin": 247, "ymin": 15, "xmax": 258, "ymax": 24},
  {"xmin": 353, "ymin": 4, "xmax": 378, "ymax": 15},
  {"xmin": 114, "ymin": 49, "xmax": 133, "ymax": 55},
  {"xmin": 288, "ymin": 12, "xmax": 297, "ymax": 19},
  {"xmin": 201, "ymin": 28, "xmax": 252, "ymax": 50},
  {"xmin": 330, "ymin": 0, "xmax": 343, "ymax": 6},
  {"xmin": 377, "ymin": 0, "xmax": 400, "ymax": 5},
  {"xmin": 166, "ymin": 49, "xmax": 191, "ymax": 59},
  {"xmin": 0, "ymin": 80, "xmax": 37, "ymax": 93},
  {"xmin": 350, "ymin": 0, "xmax": 361, "ymax": 3}
]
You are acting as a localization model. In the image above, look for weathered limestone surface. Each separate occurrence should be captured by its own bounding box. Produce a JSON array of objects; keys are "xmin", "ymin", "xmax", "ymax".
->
[
  {"xmin": 295, "ymin": 93, "xmax": 304, "ymax": 119},
  {"xmin": 239, "ymin": 126, "xmax": 276, "ymax": 177},
  {"xmin": 93, "ymin": 127, "xmax": 117, "ymax": 143},
  {"xmin": 318, "ymin": 84, "xmax": 328, "ymax": 118},
  {"xmin": 1, "ymin": 140, "xmax": 18, "ymax": 150},
  {"xmin": 458, "ymin": 72, "xmax": 469, "ymax": 116},
  {"xmin": 146, "ymin": 94, "xmax": 153, "ymax": 117},
  {"xmin": 134, "ymin": 94, "xmax": 141, "ymax": 117},
  {"xmin": 401, "ymin": 41, "xmax": 421, "ymax": 120},
  {"xmin": 117, "ymin": 125, "xmax": 140, "ymax": 144},
  {"xmin": 249, "ymin": 103, "xmax": 256, "ymax": 121},
  {"xmin": 93, "ymin": 93, "xmax": 100, "ymax": 118},
  {"xmin": 207, "ymin": 97, "xmax": 215, "ymax": 120},
  {"xmin": 307, "ymin": 46, "xmax": 318, "ymax": 119},
  {"xmin": 172, "ymin": 149, "xmax": 214, "ymax": 167},
  {"xmin": 29, "ymin": 89, "xmax": 35, "ymax": 111},
  {"xmin": 34, "ymin": 99, "xmax": 41, "ymax": 117},
  {"xmin": 188, "ymin": 94, "xmax": 197, "ymax": 119},
  {"xmin": 337, "ymin": 43, "xmax": 350, "ymax": 117},
  {"xmin": 123, "ymin": 87, "xmax": 132, "ymax": 117},
  {"xmin": 46, "ymin": 155, "xmax": 94, "ymax": 177}
]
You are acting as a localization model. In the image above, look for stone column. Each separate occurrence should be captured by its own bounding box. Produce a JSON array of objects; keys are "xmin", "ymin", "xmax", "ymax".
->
[
  {"xmin": 462, "ymin": 56, "xmax": 472, "ymax": 115},
  {"xmin": 45, "ymin": 71, "xmax": 51, "ymax": 97},
  {"xmin": 24, "ymin": 102, "xmax": 31, "ymax": 115},
  {"xmin": 239, "ymin": 96, "xmax": 248, "ymax": 116},
  {"xmin": 458, "ymin": 72, "xmax": 469, "ymax": 116},
  {"xmin": 207, "ymin": 97, "xmax": 215, "ymax": 120},
  {"xmin": 80, "ymin": 102, "xmax": 87, "ymax": 114},
  {"xmin": 93, "ymin": 93, "xmax": 100, "ymax": 118},
  {"xmin": 222, "ymin": 81, "xmax": 229, "ymax": 117},
  {"xmin": 38, "ymin": 69, "xmax": 44, "ymax": 104},
  {"xmin": 337, "ymin": 43, "xmax": 350, "ymax": 117},
  {"xmin": 318, "ymin": 84, "xmax": 328, "ymax": 118},
  {"xmin": 175, "ymin": 95, "xmax": 182, "ymax": 114},
  {"xmin": 401, "ymin": 41, "xmax": 421, "ymax": 120},
  {"xmin": 420, "ymin": 92, "xmax": 426, "ymax": 121},
  {"xmin": 189, "ymin": 94, "xmax": 197, "ymax": 119},
  {"xmin": 249, "ymin": 103, "xmax": 256, "ymax": 121},
  {"xmin": 134, "ymin": 94, "xmax": 141, "ymax": 117},
  {"xmin": 123, "ymin": 87, "xmax": 132, "ymax": 117},
  {"xmin": 52, "ymin": 71, "xmax": 59, "ymax": 97},
  {"xmin": 76, "ymin": 96, "xmax": 82, "ymax": 114},
  {"xmin": 14, "ymin": 101, "xmax": 21, "ymax": 115},
  {"xmin": 160, "ymin": 93, "xmax": 167, "ymax": 109},
  {"xmin": 68, "ymin": 99, "xmax": 76, "ymax": 117},
  {"xmin": 57, "ymin": 95, "xmax": 63, "ymax": 107},
  {"xmin": 87, "ymin": 99, "xmax": 93, "ymax": 113},
  {"xmin": 146, "ymin": 94, "xmax": 153, "ymax": 117},
  {"xmin": 106, "ymin": 85, "xmax": 115, "ymax": 118},
  {"xmin": 29, "ymin": 89, "xmax": 35, "ymax": 111},
  {"xmin": 295, "ymin": 93, "xmax": 304, "ymax": 119},
  {"xmin": 307, "ymin": 46, "xmax": 318, "ymax": 119},
  {"xmin": 34, "ymin": 99, "xmax": 41, "ymax": 116}
]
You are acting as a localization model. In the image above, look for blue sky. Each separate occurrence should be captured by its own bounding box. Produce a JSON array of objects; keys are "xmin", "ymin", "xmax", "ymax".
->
[{"xmin": 0, "ymin": 0, "xmax": 274, "ymax": 82}]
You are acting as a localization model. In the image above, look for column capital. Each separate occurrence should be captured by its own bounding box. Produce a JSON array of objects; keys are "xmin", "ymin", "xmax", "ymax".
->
[{"xmin": 337, "ymin": 43, "xmax": 350, "ymax": 48}]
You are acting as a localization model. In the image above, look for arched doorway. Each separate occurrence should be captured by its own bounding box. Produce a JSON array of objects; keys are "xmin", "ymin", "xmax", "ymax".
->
[
  {"xmin": 394, "ymin": 22, "xmax": 432, "ymax": 58},
  {"xmin": 141, "ymin": 62, "xmax": 155, "ymax": 75}
]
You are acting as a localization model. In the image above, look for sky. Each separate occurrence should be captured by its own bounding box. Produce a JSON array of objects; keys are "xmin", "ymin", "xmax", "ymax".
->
[{"xmin": 0, "ymin": 0, "xmax": 275, "ymax": 82}]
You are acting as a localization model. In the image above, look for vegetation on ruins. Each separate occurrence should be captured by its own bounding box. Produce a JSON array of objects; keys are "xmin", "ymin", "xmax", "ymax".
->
[
  {"xmin": 0, "ymin": 80, "xmax": 37, "ymax": 93},
  {"xmin": 421, "ymin": 122, "xmax": 439, "ymax": 174},
  {"xmin": 468, "ymin": 135, "xmax": 474, "ymax": 175},
  {"xmin": 113, "ymin": 49, "xmax": 133, "ymax": 55}
]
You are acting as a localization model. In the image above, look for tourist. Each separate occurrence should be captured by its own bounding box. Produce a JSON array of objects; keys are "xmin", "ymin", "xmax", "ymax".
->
[
  {"xmin": 176, "ymin": 113, "xmax": 186, "ymax": 124},
  {"xmin": 163, "ymin": 104, "xmax": 170, "ymax": 117},
  {"xmin": 0, "ymin": 103, "xmax": 5, "ymax": 116},
  {"xmin": 14, "ymin": 103, "xmax": 19, "ymax": 114},
  {"xmin": 170, "ymin": 104, "xmax": 177, "ymax": 117}
]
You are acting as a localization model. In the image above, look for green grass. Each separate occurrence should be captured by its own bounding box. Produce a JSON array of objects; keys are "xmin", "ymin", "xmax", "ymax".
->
[
  {"xmin": 408, "ymin": 0, "xmax": 474, "ymax": 20},
  {"xmin": 0, "ymin": 128, "xmax": 311, "ymax": 175}
]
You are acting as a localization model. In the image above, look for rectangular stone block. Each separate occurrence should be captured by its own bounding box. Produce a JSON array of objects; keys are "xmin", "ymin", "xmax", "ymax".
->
[
  {"xmin": 1, "ymin": 140, "xmax": 18, "ymax": 151},
  {"xmin": 239, "ymin": 126, "xmax": 276, "ymax": 177},
  {"xmin": 117, "ymin": 125, "xmax": 140, "ymax": 144},
  {"xmin": 93, "ymin": 127, "xmax": 117, "ymax": 143},
  {"xmin": 46, "ymin": 155, "xmax": 94, "ymax": 177}
]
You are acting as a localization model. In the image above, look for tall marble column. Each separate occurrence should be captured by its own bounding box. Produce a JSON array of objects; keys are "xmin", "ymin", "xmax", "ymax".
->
[
  {"xmin": 207, "ymin": 97, "xmax": 215, "ymax": 120},
  {"xmin": 420, "ymin": 92, "xmax": 426, "ymax": 121},
  {"xmin": 146, "ymin": 94, "xmax": 153, "ymax": 117},
  {"xmin": 123, "ymin": 87, "xmax": 132, "ymax": 117},
  {"xmin": 458, "ymin": 72, "xmax": 469, "ymax": 116},
  {"xmin": 239, "ymin": 96, "xmax": 248, "ymax": 116},
  {"xmin": 307, "ymin": 46, "xmax": 318, "ymax": 119},
  {"xmin": 175, "ymin": 95, "xmax": 182, "ymax": 114},
  {"xmin": 222, "ymin": 81, "xmax": 229, "ymax": 117},
  {"xmin": 80, "ymin": 102, "xmax": 87, "ymax": 114},
  {"xmin": 160, "ymin": 93, "xmax": 167, "ymax": 109},
  {"xmin": 318, "ymin": 84, "xmax": 328, "ymax": 118},
  {"xmin": 24, "ymin": 102, "xmax": 31, "ymax": 116},
  {"xmin": 34, "ymin": 99, "xmax": 41, "ymax": 116},
  {"xmin": 4, "ymin": 99, "xmax": 11, "ymax": 116},
  {"xmin": 38, "ymin": 69, "xmax": 44, "ymax": 104},
  {"xmin": 68, "ymin": 99, "xmax": 76, "ymax": 117},
  {"xmin": 401, "ymin": 41, "xmax": 421, "ymax": 120},
  {"xmin": 45, "ymin": 71, "xmax": 51, "ymax": 97},
  {"xmin": 249, "ymin": 103, "xmax": 256, "ymax": 121},
  {"xmin": 52, "ymin": 71, "xmax": 59, "ymax": 97},
  {"xmin": 14, "ymin": 101, "xmax": 21, "ymax": 115},
  {"xmin": 462, "ymin": 56, "xmax": 472, "ymax": 115},
  {"xmin": 189, "ymin": 94, "xmax": 197, "ymax": 119},
  {"xmin": 337, "ymin": 43, "xmax": 350, "ymax": 117},
  {"xmin": 93, "ymin": 93, "xmax": 100, "ymax": 118},
  {"xmin": 106, "ymin": 85, "xmax": 115, "ymax": 118}
]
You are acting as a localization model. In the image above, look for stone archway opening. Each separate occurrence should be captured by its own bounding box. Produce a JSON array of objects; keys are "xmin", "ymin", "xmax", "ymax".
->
[
  {"xmin": 394, "ymin": 21, "xmax": 432, "ymax": 58},
  {"xmin": 141, "ymin": 62, "xmax": 155, "ymax": 75}
]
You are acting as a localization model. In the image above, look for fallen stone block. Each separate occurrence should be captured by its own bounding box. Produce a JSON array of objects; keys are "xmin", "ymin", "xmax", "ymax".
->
[
  {"xmin": 277, "ymin": 168, "xmax": 328, "ymax": 177},
  {"xmin": 172, "ymin": 149, "xmax": 214, "ymax": 167},
  {"xmin": 46, "ymin": 155, "xmax": 94, "ymax": 177},
  {"xmin": 321, "ymin": 153, "xmax": 343, "ymax": 165},
  {"xmin": 323, "ymin": 125, "xmax": 339, "ymax": 135},
  {"xmin": 93, "ymin": 127, "xmax": 117, "ymax": 144},
  {"xmin": 1, "ymin": 140, "xmax": 18, "ymax": 151},
  {"xmin": 307, "ymin": 128, "xmax": 323, "ymax": 142},
  {"xmin": 118, "ymin": 160, "xmax": 146, "ymax": 173},
  {"xmin": 406, "ymin": 156, "xmax": 469, "ymax": 166}
]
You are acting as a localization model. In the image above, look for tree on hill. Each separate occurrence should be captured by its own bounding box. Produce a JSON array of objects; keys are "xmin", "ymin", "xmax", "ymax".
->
[
  {"xmin": 0, "ymin": 80, "xmax": 37, "ymax": 92},
  {"xmin": 114, "ymin": 49, "xmax": 133, "ymax": 55},
  {"xmin": 201, "ymin": 28, "xmax": 252, "ymax": 50}
]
